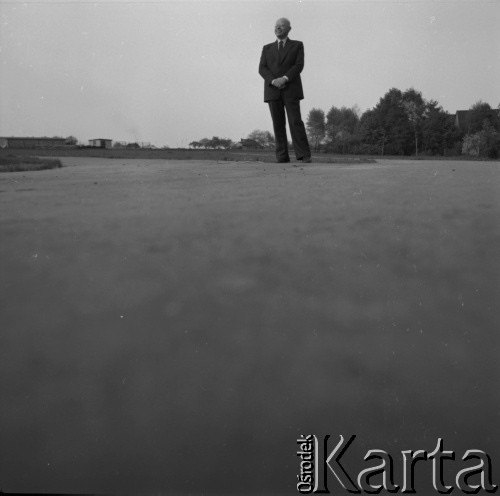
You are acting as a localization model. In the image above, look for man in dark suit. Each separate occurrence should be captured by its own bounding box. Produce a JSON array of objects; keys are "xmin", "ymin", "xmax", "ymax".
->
[{"xmin": 259, "ymin": 18, "xmax": 311, "ymax": 164}]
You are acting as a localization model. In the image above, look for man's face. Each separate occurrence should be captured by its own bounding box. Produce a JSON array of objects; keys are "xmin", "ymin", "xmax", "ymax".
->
[{"xmin": 274, "ymin": 19, "xmax": 290, "ymax": 39}]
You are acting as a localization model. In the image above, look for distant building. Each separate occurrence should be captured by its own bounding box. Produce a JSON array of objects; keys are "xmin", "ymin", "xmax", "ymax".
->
[
  {"xmin": 0, "ymin": 137, "xmax": 67, "ymax": 148},
  {"xmin": 455, "ymin": 108, "xmax": 498, "ymax": 133},
  {"xmin": 112, "ymin": 141, "xmax": 128, "ymax": 148},
  {"xmin": 455, "ymin": 110, "xmax": 473, "ymax": 133},
  {"xmin": 89, "ymin": 138, "xmax": 112, "ymax": 148}
]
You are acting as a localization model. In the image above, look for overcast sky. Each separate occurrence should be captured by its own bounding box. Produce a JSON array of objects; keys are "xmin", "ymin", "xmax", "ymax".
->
[{"xmin": 1, "ymin": 0, "xmax": 499, "ymax": 147}]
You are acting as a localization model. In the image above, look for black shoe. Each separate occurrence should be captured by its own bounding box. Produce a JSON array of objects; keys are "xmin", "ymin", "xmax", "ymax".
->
[
  {"xmin": 300, "ymin": 157, "xmax": 312, "ymax": 163},
  {"xmin": 276, "ymin": 158, "xmax": 290, "ymax": 163}
]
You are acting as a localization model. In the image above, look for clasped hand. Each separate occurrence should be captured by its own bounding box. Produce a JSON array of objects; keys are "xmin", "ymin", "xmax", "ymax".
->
[{"xmin": 271, "ymin": 77, "xmax": 287, "ymax": 89}]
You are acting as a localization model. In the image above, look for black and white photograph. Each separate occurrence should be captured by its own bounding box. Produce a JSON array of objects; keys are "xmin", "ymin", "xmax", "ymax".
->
[{"xmin": 0, "ymin": 0, "xmax": 499, "ymax": 494}]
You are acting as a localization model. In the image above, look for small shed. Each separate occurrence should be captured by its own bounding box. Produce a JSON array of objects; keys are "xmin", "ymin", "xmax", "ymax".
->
[{"xmin": 89, "ymin": 138, "xmax": 113, "ymax": 149}]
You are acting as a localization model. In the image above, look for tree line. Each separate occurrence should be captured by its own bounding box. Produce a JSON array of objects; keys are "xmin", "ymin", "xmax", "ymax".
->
[
  {"xmin": 188, "ymin": 131, "xmax": 275, "ymax": 150},
  {"xmin": 305, "ymin": 87, "xmax": 500, "ymax": 158},
  {"xmin": 189, "ymin": 137, "xmax": 233, "ymax": 150},
  {"xmin": 187, "ymin": 87, "xmax": 499, "ymax": 158}
]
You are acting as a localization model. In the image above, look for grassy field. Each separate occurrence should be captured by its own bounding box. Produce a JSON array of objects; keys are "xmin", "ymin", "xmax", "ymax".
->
[
  {"xmin": 0, "ymin": 154, "xmax": 62, "ymax": 172},
  {"xmin": 0, "ymin": 157, "xmax": 498, "ymax": 494},
  {"xmin": 2, "ymin": 145, "xmax": 475, "ymax": 163},
  {"xmin": 0, "ymin": 146, "xmax": 319, "ymax": 162}
]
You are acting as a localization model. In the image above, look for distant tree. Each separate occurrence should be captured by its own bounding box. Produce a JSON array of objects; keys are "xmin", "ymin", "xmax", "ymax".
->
[
  {"xmin": 306, "ymin": 108, "xmax": 325, "ymax": 152},
  {"xmin": 247, "ymin": 130, "xmax": 275, "ymax": 148},
  {"xmin": 126, "ymin": 142, "xmax": 140, "ymax": 149},
  {"xmin": 421, "ymin": 101, "xmax": 459, "ymax": 155},
  {"xmin": 189, "ymin": 141, "xmax": 201, "ymax": 148},
  {"xmin": 326, "ymin": 106, "xmax": 360, "ymax": 154},
  {"xmin": 218, "ymin": 138, "xmax": 234, "ymax": 149},
  {"xmin": 207, "ymin": 136, "xmax": 223, "ymax": 149},
  {"xmin": 402, "ymin": 88, "xmax": 428, "ymax": 156},
  {"xmin": 379, "ymin": 88, "xmax": 412, "ymax": 155},
  {"xmin": 65, "ymin": 135, "xmax": 78, "ymax": 145},
  {"xmin": 360, "ymin": 88, "xmax": 418, "ymax": 155},
  {"xmin": 358, "ymin": 108, "xmax": 389, "ymax": 155}
]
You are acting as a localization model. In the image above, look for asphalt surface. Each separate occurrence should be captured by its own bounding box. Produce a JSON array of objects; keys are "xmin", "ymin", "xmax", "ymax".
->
[{"xmin": 1, "ymin": 158, "xmax": 499, "ymax": 494}]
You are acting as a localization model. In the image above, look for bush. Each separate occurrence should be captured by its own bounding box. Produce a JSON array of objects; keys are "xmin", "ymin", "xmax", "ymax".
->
[
  {"xmin": 443, "ymin": 143, "xmax": 462, "ymax": 157},
  {"xmin": 462, "ymin": 134, "xmax": 481, "ymax": 157},
  {"xmin": 462, "ymin": 121, "xmax": 500, "ymax": 158},
  {"xmin": 350, "ymin": 143, "xmax": 381, "ymax": 155}
]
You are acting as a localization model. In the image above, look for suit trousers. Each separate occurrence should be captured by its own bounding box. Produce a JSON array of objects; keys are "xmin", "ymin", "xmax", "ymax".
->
[{"xmin": 268, "ymin": 94, "xmax": 311, "ymax": 161}]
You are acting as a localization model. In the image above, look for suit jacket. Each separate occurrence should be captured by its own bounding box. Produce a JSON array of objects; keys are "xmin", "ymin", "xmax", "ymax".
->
[{"xmin": 258, "ymin": 39, "xmax": 305, "ymax": 102}]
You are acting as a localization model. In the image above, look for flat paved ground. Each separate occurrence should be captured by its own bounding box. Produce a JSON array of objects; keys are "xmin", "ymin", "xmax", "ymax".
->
[{"xmin": 1, "ymin": 158, "xmax": 499, "ymax": 494}]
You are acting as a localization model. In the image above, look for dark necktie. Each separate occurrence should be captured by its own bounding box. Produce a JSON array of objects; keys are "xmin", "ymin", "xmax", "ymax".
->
[{"xmin": 278, "ymin": 40, "xmax": 283, "ymax": 52}]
